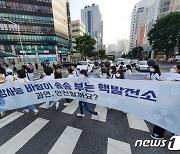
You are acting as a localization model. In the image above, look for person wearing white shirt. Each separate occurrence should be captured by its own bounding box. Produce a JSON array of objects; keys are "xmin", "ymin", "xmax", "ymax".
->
[
  {"xmin": 5, "ymin": 68, "xmax": 17, "ymax": 82},
  {"xmin": 125, "ymin": 65, "xmax": 132, "ymax": 79},
  {"xmin": 16, "ymin": 69, "xmax": 39, "ymax": 115},
  {"xmin": 146, "ymin": 65, "xmax": 161, "ymax": 81},
  {"xmin": 71, "ymin": 63, "xmax": 79, "ymax": 77},
  {"xmin": 42, "ymin": 67, "xmax": 59, "ymax": 110},
  {"xmin": 109, "ymin": 66, "xmax": 116, "ymax": 79},
  {"xmin": 63, "ymin": 68, "xmax": 74, "ymax": 106},
  {"xmin": 166, "ymin": 65, "xmax": 180, "ymax": 81}
]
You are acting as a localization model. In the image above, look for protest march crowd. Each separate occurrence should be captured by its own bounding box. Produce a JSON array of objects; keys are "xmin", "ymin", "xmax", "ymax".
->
[{"xmin": 0, "ymin": 61, "xmax": 180, "ymax": 140}]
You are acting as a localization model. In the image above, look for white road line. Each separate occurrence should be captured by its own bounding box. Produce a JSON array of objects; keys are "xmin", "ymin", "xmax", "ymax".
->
[
  {"xmin": 0, "ymin": 112, "xmax": 24, "ymax": 129},
  {"xmin": 107, "ymin": 138, "xmax": 132, "ymax": 154},
  {"xmin": 39, "ymin": 103, "xmax": 49, "ymax": 109},
  {"xmin": 91, "ymin": 105, "xmax": 107, "ymax": 122},
  {"xmin": 62, "ymin": 100, "xmax": 79, "ymax": 114},
  {"xmin": 127, "ymin": 114, "xmax": 150, "ymax": 132},
  {"xmin": 48, "ymin": 126, "xmax": 82, "ymax": 154},
  {"xmin": 0, "ymin": 118, "xmax": 49, "ymax": 154}
]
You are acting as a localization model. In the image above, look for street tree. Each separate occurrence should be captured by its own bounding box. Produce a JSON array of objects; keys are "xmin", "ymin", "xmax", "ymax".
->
[
  {"xmin": 131, "ymin": 46, "xmax": 143, "ymax": 59},
  {"xmin": 98, "ymin": 49, "xmax": 106, "ymax": 59},
  {"xmin": 74, "ymin": 34, "xmax": 96, "ymax": 60},
  {"xmin": 148, "ymin": 12, "xmax": 180, "ymax": 60}
]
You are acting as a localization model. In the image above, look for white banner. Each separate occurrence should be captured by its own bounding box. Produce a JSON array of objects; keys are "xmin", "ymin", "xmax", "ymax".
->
[{"xmin": 0, "ymin": 78, "xmax": 180, "ymax": 134}]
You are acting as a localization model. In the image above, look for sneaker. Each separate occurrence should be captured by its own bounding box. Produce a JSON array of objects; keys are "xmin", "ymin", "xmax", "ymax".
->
[
  {"xmin": 33, "ymin": 109, "xmax": 39, "ymax": 116},
  {"xmin": 55, "ymin": 102, "xmax": 59, "ymax": 110},
  {"xmin": 0, "ymin": 112, "xmax": 5, "ymax": 117},
  {"xmin": 64, "ymin": 102, "xmax": 70, "ymax": 106},
  {"xmin": 96, "ymin": 112, "xmax": 100, "ymax": 116},
  {"xmin": 23, "ymin": 109, "xmax": 29, "ymax": 113},
  {"xmin": 76, "ymin": 113, "xmax": 84, "ymax": 117},
  {"xmin": 150, "ymin": 133, "xmax": 164, "ymax": 140}
]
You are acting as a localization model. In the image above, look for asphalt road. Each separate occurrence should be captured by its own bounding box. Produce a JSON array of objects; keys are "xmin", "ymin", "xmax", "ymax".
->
[{"xmin": 0, "ymin": 67, "xmax": 178, "ymax": 154}]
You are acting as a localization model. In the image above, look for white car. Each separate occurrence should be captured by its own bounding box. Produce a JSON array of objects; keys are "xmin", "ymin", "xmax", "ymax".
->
[
  {"xmin": 136, "ymin": 61, "xmax": 150, "ymax": 71},
  {"xmin": 77, "ymin": 61, "xmax": 94, "ymax": 72}
]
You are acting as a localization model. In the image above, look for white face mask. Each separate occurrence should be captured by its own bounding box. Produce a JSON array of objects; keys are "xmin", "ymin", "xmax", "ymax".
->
[
  {"xmin": 170, "ymin": 68, "xmax": 176, "ymax": 73},
  {"xmin": 110, "ymin": 69, "xmax": 113, "ymax": 73},
  {"xmin": 116, "ymin": 73, "xmax": 120, "ymax": 78},
  {"xmin": 150, "ymin": 68, "xmax": 155, "ymax": 72}
]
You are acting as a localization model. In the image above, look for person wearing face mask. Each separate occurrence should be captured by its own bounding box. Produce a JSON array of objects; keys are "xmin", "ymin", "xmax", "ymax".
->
[
  {"xmin": 150, "ymin": 64, "xmax": 180, "ymax": 140},
  {"xmin": 76, "ymin": 70, "xmax": 99, "ymax": 117},
  {"xmin": 109, "ymin": 66, "xmax": 117, "ymax": 79},
  {"xmin": 167, "ymin": 64, "xmax": 180, "ymax": 81},
  {"xmin": 145, "ymin": 65, "xmax": 161, "ymax": 81},
  {"xmin": 115, "ymin": 70, "xmax": 125, "ymax": 79}
]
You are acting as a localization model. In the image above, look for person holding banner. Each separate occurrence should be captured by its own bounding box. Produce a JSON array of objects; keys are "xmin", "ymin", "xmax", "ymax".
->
[
  {"xmin": 64, "ymin": 68, "xmax": 74, "ymax": 106},
  {"xmin": 125, "ymin": 65, "xmax": 132, "ymax": 79},
  {"xmin": 145, "ymin": 65, "xmax": 161, "ymax": 81},
  {"xmin": 109, "ymin": 66, "xmax": 117, "ymax": 79},
  {"xmin": 16, "ymin": 69, "xmax": 39, "ymax": 115},
  {"xmin": 151, "ymin": 64, "xmax": 180, "ymax": 139},
  {"xmin": 5, "ymin": 68, "xmax": 17, "ymax": 82},
  {"xmin": 76, "ymin": 70, "xmax": 99, "ymax": 117},
  {"xmin": 42, "ymin": 67, "xmax": 60, "ymax": 110},
  {"xmin": 71, "ymin": 63, "xmax": 79, "ymax": 77}
]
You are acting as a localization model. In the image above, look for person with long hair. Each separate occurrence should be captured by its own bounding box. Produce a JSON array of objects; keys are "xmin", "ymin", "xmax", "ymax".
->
[{"xmin": 146, "ymin": 65, "xmax": 161, "ymax": 81}]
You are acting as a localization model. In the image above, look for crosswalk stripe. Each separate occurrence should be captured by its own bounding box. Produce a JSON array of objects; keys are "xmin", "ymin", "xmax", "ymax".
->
[
  {"xmin": 48, "ymin": 126, "xmax": 82, "ymax": 154},
  {"xmin": 127, "ymin": 114, "xmax": 150, "ymax": 132},
  {"xmin": 39, "ymin": 103, "xmax": 49, "ymax": 109},
  {"xmin": 0, "ymin": 112, "xmax": 24, "ymax": 129},
  {"xmin": 107, "ymin": 138, "xmax": 132, "ymax": 154},
  {"xmin": 62, "ymin": 100, "xmax": 79, "ymax": 114},
  {"xmin": 91, "ymin": 105, "xmax": 107, "ymax": 122},
  {"xmin": 0, "ymin": 118, "xmax": 49, "ymax": 154}
]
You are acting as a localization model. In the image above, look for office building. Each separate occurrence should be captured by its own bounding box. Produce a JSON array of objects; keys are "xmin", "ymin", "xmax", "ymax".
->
[
  {"xmin": 71, "ymin": 19, "xmax": 85, "ymax": 51},
  {"xmin": 0, "ymin": 0, "xmax": 71, "ymax": 63},
  {"xmin": 81, "ymin": 3, "xmax": 103, "ymax": 50}
]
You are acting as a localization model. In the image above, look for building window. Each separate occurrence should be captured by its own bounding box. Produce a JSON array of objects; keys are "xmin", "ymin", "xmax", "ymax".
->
[{"xmin": 87, "ymin": 11, "xmax": 91, "ymax": 33}]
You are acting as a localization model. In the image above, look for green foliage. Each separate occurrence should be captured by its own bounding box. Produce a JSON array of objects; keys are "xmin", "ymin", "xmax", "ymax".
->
[
  {"xmin": 131, "ymin": 46, "xmax": 143, "ymax": 59},
  {"xmin": 148, "ymin": 12, "xmax": 180, "ymax": 59},
  {"xmin": 98, "ymin": 49, "xmax": 106, "ymax": 59},
  {"xmin": 74, "ymin": 34, "xmax": 96, "ymax": 59}
]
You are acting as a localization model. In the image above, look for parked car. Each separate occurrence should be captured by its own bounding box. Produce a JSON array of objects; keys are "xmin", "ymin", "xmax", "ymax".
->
[
  {"xmin": 115, "ymin": 58, "xmax": 125, "ymax": 67},
  {"xmin": 136, "ymin": 61, "xmax": 150, "ymax": 71},
  {"xmin": 59, "ymin": 61, "xmax": 72, "ymax": 68},
  {"xmin": 130, "ymin": 60, "xmax": 138, "ymax": 67}
]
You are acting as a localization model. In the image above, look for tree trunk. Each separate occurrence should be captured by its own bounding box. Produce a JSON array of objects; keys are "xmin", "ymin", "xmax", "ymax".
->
[{"xmin": 166, "ymin": 50, "xmax": 169, "ymax": 61}]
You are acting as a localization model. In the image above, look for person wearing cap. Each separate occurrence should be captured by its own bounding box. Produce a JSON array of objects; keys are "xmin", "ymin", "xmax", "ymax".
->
[{"xmin": 5, "ymin": 68, "xmax": 17, "ymax": 82}]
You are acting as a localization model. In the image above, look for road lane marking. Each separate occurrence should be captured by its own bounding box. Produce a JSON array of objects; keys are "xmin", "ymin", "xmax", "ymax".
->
[
  {"xmin": 107, "ymin": 138, "xmax": 132, "ymax": 154},
  {"xmin": 127, "ymin": 114, "xmax": 150, "ymax": 132},
  {"xmin": 39, "ymin": 103, "xmax": 49, "ymax": 109},
  {"xmin": 0, "ymin": 118, "xmax": 49, "ymax": 154},
  {"xmin": 48, "ymin": 126, "xmax": 82, "ymax": 154},
  {"xmin": 62, "ymin": 100, "xmax": 79, "ymax": 114},
  {"xmin": 91, "ymin": 105, "xmax": 107, "ymax": 122},
  {"xmin": 0, "ymin": 112, "xmax": 24, "ymax": 129}
]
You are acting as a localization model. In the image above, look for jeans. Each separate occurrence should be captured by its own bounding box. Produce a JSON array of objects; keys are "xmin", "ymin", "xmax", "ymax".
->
[
  {"xmin": 49, "ymin": 101, "xmax": 56, "ymax": 106},
  {"xmin": 79, "ymin": 101, "xmax": 98, "ymax": 115},
  {"xmin": 153, "ymin": 125, "xmax": 166, "ymax": 137},
  {"xmin": 25, "ymin": 105, "xmax": 36, "ymax": 112}
]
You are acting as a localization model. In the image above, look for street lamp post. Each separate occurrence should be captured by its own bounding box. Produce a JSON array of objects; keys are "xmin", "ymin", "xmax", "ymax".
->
[{"xmin": 1, "ymin": 18, "xmax": 25, "ymax": 63}]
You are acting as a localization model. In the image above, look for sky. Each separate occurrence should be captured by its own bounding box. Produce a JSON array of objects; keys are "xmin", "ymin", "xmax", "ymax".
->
[{"xmin": 68, "ymin": 0, "xmax": 140, "ymax": 46}]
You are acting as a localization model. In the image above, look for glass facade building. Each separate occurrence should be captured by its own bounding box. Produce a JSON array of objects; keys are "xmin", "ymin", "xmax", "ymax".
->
[{"xmin": 0, "ymin": 0, "xmax": 70, "ymax": 63}]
